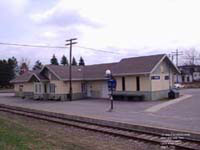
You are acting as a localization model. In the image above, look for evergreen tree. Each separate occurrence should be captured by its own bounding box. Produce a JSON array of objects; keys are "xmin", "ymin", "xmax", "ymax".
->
[
  {"xmin": 7, "ymin": 57, "xmax": 18, "ymax": 79},
  {"xmin": 50, "ymin": 54, "xmax": 59, "ymax": 65},
  {"xmin": 71, "ymin": 57, "xmax": 77, "ymax": 66},
  {"xmin": 60, "ymin": 55, "xmax": 68, "ymax": 66},
  {"xmin": 0, "ymin": 57, "xmax": 18, "ymax": 88},
  {"xmin": 8, "ymin": 57, "xmax": 17, "ymax": 68},
  {"xmin": 0, "ymin": 59, "xmax": 9, "ymax": 87},
  {"xmin": 79, "ymin": 56, "xmax": 85, "ymax": 66},
  {"xmin": 33, "ymin": 60, "xmax": 43, "ymax": 70}
]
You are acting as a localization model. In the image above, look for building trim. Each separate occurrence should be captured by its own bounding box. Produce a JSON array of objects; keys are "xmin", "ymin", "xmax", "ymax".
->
[
  {"xmin": 150, "ymin": 55, "xmax": 180, "ymax": 74},
  {"xmin": 42, "ymin": 66, "xmax": 62, "ymax": 80}
]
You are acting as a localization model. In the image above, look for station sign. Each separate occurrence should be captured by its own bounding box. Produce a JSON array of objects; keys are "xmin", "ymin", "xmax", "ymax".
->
[{"xmin": 107, "ymin": 79, "xmax": 116, "ymax": 91}]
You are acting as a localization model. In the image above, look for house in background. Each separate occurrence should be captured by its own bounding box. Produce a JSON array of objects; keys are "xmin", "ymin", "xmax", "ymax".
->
[
  {"xmin": 176, "ymin": 65, "xmax": 200, "ymax": 83},
  {"xmin": 11, "ymin": 54, "xmax": 180, "ymax": 101}
]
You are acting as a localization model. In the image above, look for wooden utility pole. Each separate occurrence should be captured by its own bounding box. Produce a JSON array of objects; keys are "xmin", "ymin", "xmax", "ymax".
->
[
  {"xmin": 172, "ymin": 49, "xmax": 183, "ymax": 67},
  {"xmin": 172, "ymin": 49, "xmax": 183, "ymax": 83},
  {"xmin": 168, "ymin": 54, "xmax": 174, "ymax": 63},
  {"xmin": 66, "ymin": 38, "xmax": 77, "ymax": 101}
]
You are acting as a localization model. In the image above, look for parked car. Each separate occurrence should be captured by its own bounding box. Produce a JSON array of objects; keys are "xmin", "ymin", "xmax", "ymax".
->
[{"xmin": 174, "ymin": 83, "xmax": 184, "ymax": 89}]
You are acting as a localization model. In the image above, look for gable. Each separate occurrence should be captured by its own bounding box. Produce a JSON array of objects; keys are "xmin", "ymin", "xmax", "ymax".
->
[
  {"xmin": 40, "ymin": 67, "xmax": 59, "ymax": 80},
  {"xmin": 152, "ymin": 59, "xmax": 169, "ymax": 74},
  {"xmin": 10, "ymin": 72, "xmax": 35, "ymax": 83},
  {"xmin": 112, "ymin": 54, "xmax": 165, "ymax": 76},
  {"xmin": 151, "ymin": 57, "xmax": 180, "ymax": 75},
  {"xmin": 29, "ymin": 75, "xmax": 40, "ymax": 82}
]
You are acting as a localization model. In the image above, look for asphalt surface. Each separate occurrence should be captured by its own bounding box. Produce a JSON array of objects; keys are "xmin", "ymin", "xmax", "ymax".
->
[{"xmin": 0, "ymin": 89, "xmax": 199, "ymax": 133}]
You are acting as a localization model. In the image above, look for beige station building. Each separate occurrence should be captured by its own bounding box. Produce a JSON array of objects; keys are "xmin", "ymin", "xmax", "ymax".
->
[{"xmin": 11, "ymin": 54, "xmax": 180, "ymax": 101}]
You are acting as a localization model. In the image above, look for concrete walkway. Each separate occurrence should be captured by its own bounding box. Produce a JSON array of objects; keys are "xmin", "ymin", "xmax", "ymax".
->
[{"xmin": 145, "ymin": 95, "xmax": 192, "ymax": 113}]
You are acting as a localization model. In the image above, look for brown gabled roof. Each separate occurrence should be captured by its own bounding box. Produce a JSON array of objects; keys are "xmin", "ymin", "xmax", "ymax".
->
[
  {"xmin": 112, "ymin": 54, "xmax": 166, "ymax": 75},
  {"xmin": 12, "ymin": 54, "xmax": 175, "ymax": 83},
  {"xmin": 10, "ymin": 70, "xmax": 48, "ymax": 83},
  {"xmin": 34, "ymin": 70, "xmax": 49, "ymax": 81},
  {"xmin": 10, "ymin": 71, "xmax": 37, "ymax": 83},
  {"xmin": 45, "ymin": 64, "xmax": 84, "ymax": 80},
  {"xmin": 44, "ymin": 63, "xmax": 117, "ymax": 81},
  {"xmin": 83, "ymin": 63, "xmax": 117, "ymax": 80}
]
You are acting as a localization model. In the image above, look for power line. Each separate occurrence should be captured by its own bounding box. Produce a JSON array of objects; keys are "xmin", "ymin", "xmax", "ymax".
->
[
  {"xmin": 76, "ymin": 46, "xmax": 119, "ymax": 54},
  {"xmin": 171, "ymin": 49, "xmax": 183, "ymax": 67},
  {"xmin": 0, "ymin": 42, "xmax": 66, "ymax": 49},
  {"xmin": 0, "ymin": 42, "xmax": 119, "ymax": 54}
]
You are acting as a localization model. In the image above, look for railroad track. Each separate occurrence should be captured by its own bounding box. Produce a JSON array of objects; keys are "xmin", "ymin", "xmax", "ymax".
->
[{"xmin": 0, "ymin": 104, "xmax": 199, "ymax": 150}]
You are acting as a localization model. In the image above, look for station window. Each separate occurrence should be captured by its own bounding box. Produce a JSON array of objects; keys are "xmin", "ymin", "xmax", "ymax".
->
[
  {"xmin": 151, "ymin": 76, "xmax": 160, "ymax": 80},
  {"xmin": 35, "ymin": 83, "xmax": 42, "ymax": 93},
  {"xmin": 39, "ymin": 84, "xmax": 42, "ymax": 93},
  {"xmin": 19, "ymin": 85, "xmax": 23, "ymax": 92},
  {"xmin": 165, "ymin": 75, "xmax": 170, "ymax": 80},
  {"xmin": 49, "ymin": 84, "xmax": 55, "ymax": 93},
  {"xmin": 35, "ymin": 84, "xmax": 38, "ymax": 93},
  {"xmin": 182, "ymin": 76, "xmax": 185, "ymax": 82}
]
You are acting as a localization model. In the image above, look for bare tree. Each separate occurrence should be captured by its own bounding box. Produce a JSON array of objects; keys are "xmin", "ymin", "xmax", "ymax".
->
[
  {"xmin": 183, "ymin": 48, "xmax": 200, "ymax": 65},
  {"xmin": 19, "ymin": 58, "xmax": 31, "ymax": 75}
]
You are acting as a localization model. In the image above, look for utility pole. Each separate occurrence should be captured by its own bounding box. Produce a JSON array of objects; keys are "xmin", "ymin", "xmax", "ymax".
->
[
  {"xmin": 172, "ymin": 49, "xmax": 183, "ymax": 83},
  {"xmin": 172, "ymin": 49, "xmax": 183, "ymax": 67},
  {"xmin": 168, "ymin": 54, "xmax": 174, "ymax": 63},
  {"xmin": 66, "ymin": 38, "xmax": 77, "ymax": 101},
  {"xmin": 185, "ymin": 55, "xmax": 200, "ymax": 65}
]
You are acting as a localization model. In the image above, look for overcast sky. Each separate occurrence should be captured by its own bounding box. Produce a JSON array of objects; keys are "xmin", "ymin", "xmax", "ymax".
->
[{"xmin": 0, "ymin": 0, "xmax": 200, "ymax": 66}]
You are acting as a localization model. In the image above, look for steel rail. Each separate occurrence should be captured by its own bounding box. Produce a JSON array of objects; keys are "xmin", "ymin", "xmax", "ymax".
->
[{"xmin": 0, "ymin": 105, "xmax": 199, "ymax": 150}]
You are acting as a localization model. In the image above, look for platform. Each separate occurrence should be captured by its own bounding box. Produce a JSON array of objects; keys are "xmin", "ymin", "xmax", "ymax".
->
[{"xmin": 0, "ymin": 89, "xmax": 199, "ymax": 134}]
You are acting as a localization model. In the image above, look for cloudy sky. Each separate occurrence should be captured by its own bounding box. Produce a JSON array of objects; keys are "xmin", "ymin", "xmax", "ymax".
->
[{"xmin": 0, "ymin": 0, "xmax": 200, "ymax": 66}]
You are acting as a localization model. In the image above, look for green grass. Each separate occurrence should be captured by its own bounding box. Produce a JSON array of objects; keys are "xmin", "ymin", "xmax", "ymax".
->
[
  {"xmin": 0, "ymin": 117, "xmax": 89, "ymax": 150},
  {"xmin": 0, "ymin": 118, "xmax": 48, "ymax": 150}
]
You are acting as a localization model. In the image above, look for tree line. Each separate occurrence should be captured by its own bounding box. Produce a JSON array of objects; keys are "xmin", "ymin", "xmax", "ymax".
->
[
  {"xmin": 0, "ymin": 55, "xmax": 85, "ymax": 88},
  {"xmin": 0, "ymin": 57, "xmax": 33, "ymax": 88},
  {"xmin": 168, "ymin": 48, "xmax": 200, "ymax": 66},
  {"xmin": 30, "ymin": 55, "xmax": 85, "ymax": 72},
  {"xmin": 0, "ymin": 57, "xmax": 17, "ymax": 88},
  {"xmin": 50, "ymin": 55, "xmax": 85, "ymax": 66}
]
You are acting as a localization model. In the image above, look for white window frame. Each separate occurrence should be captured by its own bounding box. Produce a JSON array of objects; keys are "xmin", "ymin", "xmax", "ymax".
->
[
  {"xmin": 35, "ymin": 83, "xmax": 42, "ymax": 94},
  {"xmin": 49, "ymin": 83, "xmax": 55, "ymax": 93}
]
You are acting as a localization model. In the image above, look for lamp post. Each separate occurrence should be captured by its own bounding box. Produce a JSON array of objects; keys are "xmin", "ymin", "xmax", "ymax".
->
[{"xmin": 105, "ymin": 69, "xmax": 114, "ymax": 111}]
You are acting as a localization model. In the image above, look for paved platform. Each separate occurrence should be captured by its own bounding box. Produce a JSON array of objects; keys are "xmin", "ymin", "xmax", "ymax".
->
[{"xmin": 0, "ymin": 89, "xmax": 199, "ymax": 133}]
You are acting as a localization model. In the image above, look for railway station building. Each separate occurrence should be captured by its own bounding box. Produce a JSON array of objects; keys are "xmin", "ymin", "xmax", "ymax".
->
[{"xmin": 11, "ymin": 54, "xmax": 180, "ymax": 101}]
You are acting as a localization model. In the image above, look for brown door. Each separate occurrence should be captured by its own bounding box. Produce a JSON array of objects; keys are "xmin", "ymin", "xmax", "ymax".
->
[{"xmin": 136, "ymin": 76, "xmax": 140, "ymax": 91}]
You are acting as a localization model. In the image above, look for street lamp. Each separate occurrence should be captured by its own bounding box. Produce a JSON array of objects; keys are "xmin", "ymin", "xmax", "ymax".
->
[
  {"xmin": 105, "ymin": 69, "xmax": 111, "ymax": 77},
  {"xmin": 105, "ymin": 69, "xmax": 115, "ymax": 112}
]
